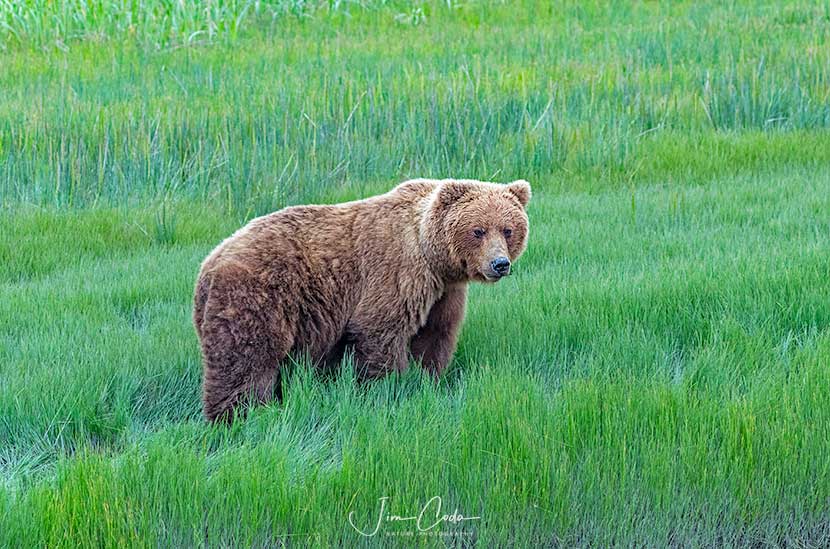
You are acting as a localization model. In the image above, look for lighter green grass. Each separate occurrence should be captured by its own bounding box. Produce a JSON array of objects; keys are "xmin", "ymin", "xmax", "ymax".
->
[{"xmin": 1, "ymin": 0, "xmax": 830, "ymax": 546}]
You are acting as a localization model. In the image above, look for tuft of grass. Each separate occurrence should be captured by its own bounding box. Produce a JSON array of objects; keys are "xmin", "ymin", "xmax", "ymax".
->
[{"xmin": 153, "ymin": 201, "xmax": 177, "ymax": 246}]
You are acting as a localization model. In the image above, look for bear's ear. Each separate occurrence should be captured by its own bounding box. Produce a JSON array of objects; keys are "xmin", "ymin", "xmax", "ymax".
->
[
  {"xmin": 506, "ymin": 179, "xmax": 531, "ymax": 208},
  {"xmin": 434, "ymin": 181, "xmax": 471, "ymax": 209}
]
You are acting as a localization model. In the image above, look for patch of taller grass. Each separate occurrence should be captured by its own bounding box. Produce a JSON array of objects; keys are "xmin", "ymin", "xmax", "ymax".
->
[{"xmin": 1, "ymin": 0, "xmax": 829, "ymax": 209}]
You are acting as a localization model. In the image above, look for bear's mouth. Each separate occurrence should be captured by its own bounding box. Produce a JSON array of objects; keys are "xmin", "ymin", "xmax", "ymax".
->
[
  {"xmin": 480, "ymin": 270, "xmax": 506, "ymax": 283},
  {"xmin": 469, "ymin": 260, "xmax": 509, "ymax": 283}
]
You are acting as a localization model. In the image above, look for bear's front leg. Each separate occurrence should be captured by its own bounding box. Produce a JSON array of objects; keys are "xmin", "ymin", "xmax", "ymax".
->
[
  {"xmin": 410, "ymin": 284, "xmax": 467, "ymax": 377},
  {"xmin": 350, "ymin": 329, "xmax": 409, "ymax": 380}
]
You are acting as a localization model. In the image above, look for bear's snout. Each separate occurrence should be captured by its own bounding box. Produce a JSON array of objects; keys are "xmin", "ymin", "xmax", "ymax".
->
[{"xmin": 490, "ymin": 256, "xmax": 511, "ymax": 278}]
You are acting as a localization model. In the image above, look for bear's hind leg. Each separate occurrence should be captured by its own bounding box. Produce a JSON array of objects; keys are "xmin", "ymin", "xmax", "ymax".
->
[
  {"xmin": 203, "ymin": 365, "xmax": 280, "ymax": 423},
  {"xmin": 199, "ymin": 269, "xmax": 292, "ymax": 423}
]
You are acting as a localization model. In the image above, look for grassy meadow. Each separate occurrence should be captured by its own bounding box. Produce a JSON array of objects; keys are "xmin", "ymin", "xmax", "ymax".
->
[{"xmin": 1, "ymin": 0, "xmax": 830, "ymax": 545}]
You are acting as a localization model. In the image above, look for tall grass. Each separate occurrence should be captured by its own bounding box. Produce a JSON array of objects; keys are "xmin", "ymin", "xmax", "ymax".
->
[
  {"xmin": 0, "ymin": 0, "xmax": 435, "ymax": 50},
  {"xmin": 1, "ymin": 0, "xmax": 830, "ymax": 545},
  {"xmin": 1, "ymin": 0, "xmax": 829, "ymax": 211}
]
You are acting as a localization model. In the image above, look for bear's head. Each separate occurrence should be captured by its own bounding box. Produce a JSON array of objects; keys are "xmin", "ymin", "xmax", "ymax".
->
[{"xmin": 422, "ymin": 179, "xmax": 531, "ymax": 283}]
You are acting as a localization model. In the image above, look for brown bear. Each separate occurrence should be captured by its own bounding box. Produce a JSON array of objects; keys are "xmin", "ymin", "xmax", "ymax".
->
[{"xmin": 193, "ymin": 178, "xmax": 531, "ymax": 422}]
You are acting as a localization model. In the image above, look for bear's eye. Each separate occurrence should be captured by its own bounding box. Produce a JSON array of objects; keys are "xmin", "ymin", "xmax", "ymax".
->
[
  {"xmin": 503, "ymin": 228, "xmax": 513, "ymax": 238},
  {"xmin": 473, "ymin": 228, "xmax": 486, "ymax": 239}
]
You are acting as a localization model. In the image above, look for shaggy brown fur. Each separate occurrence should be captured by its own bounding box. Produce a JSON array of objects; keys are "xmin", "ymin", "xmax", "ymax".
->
[{"xmin": 193, "ymin": 178, "xmax": 531, "ymax": 422}]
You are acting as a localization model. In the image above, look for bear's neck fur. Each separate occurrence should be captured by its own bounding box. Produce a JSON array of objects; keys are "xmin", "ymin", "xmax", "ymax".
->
[{"xmin": 418, "ymin": 187, "xmax": 469, "ymax": 285}]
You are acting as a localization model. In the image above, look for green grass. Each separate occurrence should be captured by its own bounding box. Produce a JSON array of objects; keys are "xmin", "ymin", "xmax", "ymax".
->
[{"xmin": 2, "ymin": 0, "xmax": 830, "ymax": 546}]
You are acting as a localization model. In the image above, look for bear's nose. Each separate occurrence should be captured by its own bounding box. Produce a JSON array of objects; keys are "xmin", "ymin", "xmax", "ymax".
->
[{"xmin": 491, "ymin": 257, "xmax": 511, "ymax": 276}]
